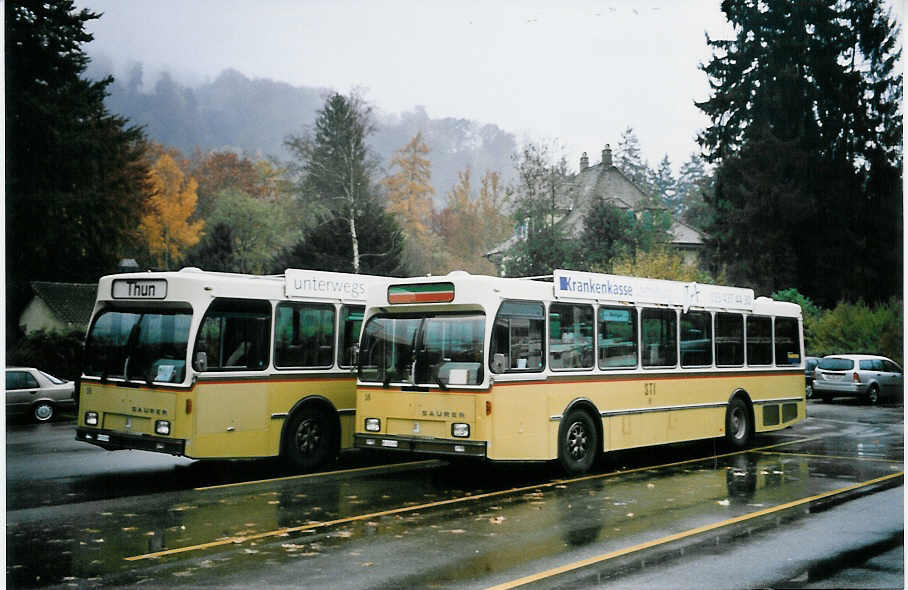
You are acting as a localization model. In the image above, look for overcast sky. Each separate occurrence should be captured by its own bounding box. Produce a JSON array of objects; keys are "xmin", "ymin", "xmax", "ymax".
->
[{"xmin": 75, "ymin": 0, "xmax": 900, "ymax": 174}]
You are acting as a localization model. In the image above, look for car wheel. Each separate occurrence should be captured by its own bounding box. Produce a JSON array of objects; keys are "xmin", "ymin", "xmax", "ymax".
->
[
  {"xmin": 558, "ymin": 409, "xmax": 599, "ymax": 475},
  {"xmin": 725, "ymin": 397, "xmax": 752, "ymax": 449},
  {"xmin": 283, "ymin": 406, "xmax": 337, "ymax": 472},
  {"xmin": 33, "ymin": 402, "xmax": 55, "ymax": 423},
  {"xmin": 805, "ymin": 383, "xmax": 813, "ymax": 399},
  {"xmin": 867, "ymin": 384, "xmax": 880, "ymax": 405}
]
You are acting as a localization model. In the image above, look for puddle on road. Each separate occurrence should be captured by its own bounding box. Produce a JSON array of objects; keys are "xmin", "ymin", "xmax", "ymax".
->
[{"xmin": 6, "ymin": 434, "xmax": 903, "ymax": 587}]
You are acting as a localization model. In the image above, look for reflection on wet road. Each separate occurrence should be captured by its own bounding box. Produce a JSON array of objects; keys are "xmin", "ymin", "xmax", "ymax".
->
[{"xmin": 6, "ymin": 413, "xmax": 903, "ymax": 588}]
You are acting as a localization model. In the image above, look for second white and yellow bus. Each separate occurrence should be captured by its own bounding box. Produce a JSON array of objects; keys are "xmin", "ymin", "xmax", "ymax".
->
[
  {"xmin": 76, "ymin": 267, "xmax": 390, "ymax": 471},
  {"xmin": 354, "ymin": 269, "xmax": 805, "ymax": 474}
]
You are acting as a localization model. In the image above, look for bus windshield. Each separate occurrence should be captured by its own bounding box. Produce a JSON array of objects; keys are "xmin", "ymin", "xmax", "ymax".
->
[
  {"xmin": 359, "ymin": 313, "xmax": 484, "ymax": 386},
  {"xmin": 83, "ymin": 308, "xmax": 192, "ymax": 384}
]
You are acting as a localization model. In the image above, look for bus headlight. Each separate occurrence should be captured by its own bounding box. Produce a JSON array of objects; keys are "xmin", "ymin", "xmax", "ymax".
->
[
  {"xmin": 452, "ymin": 423, "xmax": 470, "ymax": 438},
  {"xmin": 155, "ymin": 420, "xmax": 171, "ymax": 435},
  {"xmin": 85, "ymin": 411, "xmax": 98, "ymax": 426},
  {"xmin": 365, "ymin": 418, "xmax": 381, "ymax": 432}
]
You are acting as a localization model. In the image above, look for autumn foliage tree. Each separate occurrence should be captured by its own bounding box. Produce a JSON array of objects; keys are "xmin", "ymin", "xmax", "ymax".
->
[
  {"xmin": 138, "ymin": 153, "xmax": 205, "ymax": 268},
  {"xmin": 188, "ymin": 150, "xmax": 286, "ymax": 219},
  {"xmin": 384, "ymin": 132, "xmax": 437, "ymax": 273},
  {"xmin": 435, "ymin": 168, "xmax": 512, "ymax": 274}
]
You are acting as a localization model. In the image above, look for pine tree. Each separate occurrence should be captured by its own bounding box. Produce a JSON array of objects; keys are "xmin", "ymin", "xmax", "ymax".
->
[
  {"xmin": 650, "ymin": 155, "xmax": 679, "ymax": 214},
  {"xmin": 5, "ymin": 1, "xmax": 149, "ymax": 341},
  {"xmin": 676, "ymin": 154, "xmax": 715, "ymax": 232},
  {"xmin": 285, "ymin": 92, "xmax": 384, "ymax": 274},
  {"xmin": 697, "ymin": 0, "xmax": 901, "ymax": 304},
  {"xmin": 614, "ymin": 127, "xmax": 651, "ymax": 190}
]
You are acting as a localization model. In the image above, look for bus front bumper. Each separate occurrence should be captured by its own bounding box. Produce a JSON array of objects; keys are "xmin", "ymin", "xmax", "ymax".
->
[
  {"xmin": 354, "ymin": 433, "xmax": 487, "ymax": 458},
  {"xmin": 76, "ymin": 427, "xmax": 186, "ymax": 456}
]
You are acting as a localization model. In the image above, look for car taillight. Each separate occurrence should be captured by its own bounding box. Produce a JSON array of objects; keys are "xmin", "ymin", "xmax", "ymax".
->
[{"xmin": 853, "ymin": 372, "xmax": 861, "ymax": 383}]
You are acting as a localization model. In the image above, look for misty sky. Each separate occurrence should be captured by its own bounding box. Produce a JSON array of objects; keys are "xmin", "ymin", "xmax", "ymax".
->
[{"xmin": 75, "ymin": 0, "xmax": 900, "ymax": 174}]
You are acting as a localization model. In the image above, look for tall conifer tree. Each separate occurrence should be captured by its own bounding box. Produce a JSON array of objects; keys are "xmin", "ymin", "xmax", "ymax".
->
[
  {"xmin": 284, "ymin": 92, "xmax": 403, "ymax": 274},
  {"xmin": 5, "ymin": 1, "xmax": 149, "ymax": 343},
  {"xmin": 698, "ymin": 0, "xmax": 901, "ymax": 304}
]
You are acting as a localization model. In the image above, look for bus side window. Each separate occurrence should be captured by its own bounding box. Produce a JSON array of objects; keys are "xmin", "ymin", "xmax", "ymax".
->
[
  {"xmin": 641, "ymin": 308, "xmax": 678, "ymax": 368},
  {"xmin": 681, "ymin": 310, "xmax": 713, "ymax": 367},
  {"xmin": 598, "ymin": 306, "xmax": 637, "ymax": 368},
  {"xmin": 746, "ymin": 316, "xmax": 773, "ymax": 366},
  {"xmin": 339, "ymin": 306, "xmax": 365, "ymax": 368},
  {"xmin": 195, "ymin": 298, "xmax": 272, "ymax": 371},
  {"xmin": 275, "ymin": 302, "xmax": 335, "ymax": 369},
  {"xmin": 549, "ymin": 303, "xmax": 594, "ymax": 370},
  {"xmin": 773, "ymin": 317, "xmax": 800, "ymax": 365},
  {"xmin": 716, "ymin": 313, "xmax": 744, "ymax": 366},
  {"xmin": 490, "ymin": 300, "xmax": 545, "ymax": 373}
]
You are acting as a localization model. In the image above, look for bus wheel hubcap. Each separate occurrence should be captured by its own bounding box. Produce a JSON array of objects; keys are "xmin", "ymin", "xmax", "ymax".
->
[
  {"xmin": 567, "ymin": 422, "xmax": 588, "ymax": 460},
  {"xmin": 296, "ymin": 419, "xmax": 321, "ymax": 455},
  {"xmin": 731, "ymin": 408, "xmax": 745, "ymax": 438}
]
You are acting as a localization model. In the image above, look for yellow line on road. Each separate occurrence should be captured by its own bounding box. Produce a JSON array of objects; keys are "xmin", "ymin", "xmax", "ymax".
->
[
  {"xmin": 126, "ymin": 478, "xmax": 568, "ymax": 561},
  {"xmin": 126, "ymin": 435, "xmax": 825, "ymax": 562},
  {"xmin": 486, "ymin": 471, "xmax": 904, "ymax": 590},
  {"xmin": 754, "ymin": 450, "xmax": 903, "ymax": 464},
  {"xmin": 193, "ymin": 460, "xmax": 440, "ymax": 491}
]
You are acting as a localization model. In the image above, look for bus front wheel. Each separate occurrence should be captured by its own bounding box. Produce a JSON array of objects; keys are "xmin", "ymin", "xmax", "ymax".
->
[
  {"xmin": 558, "ymin": 409, "xmax": 599, "ymax": 475},
  {"xmin": 284, "ymin": 407, "xmax": 337, "ymax": 472}
]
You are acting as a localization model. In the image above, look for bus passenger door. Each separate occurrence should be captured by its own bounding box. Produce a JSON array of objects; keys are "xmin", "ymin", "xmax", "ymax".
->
[{"xmin": 191, "ymin": 298, "xmax": 272, "ymax": 458}]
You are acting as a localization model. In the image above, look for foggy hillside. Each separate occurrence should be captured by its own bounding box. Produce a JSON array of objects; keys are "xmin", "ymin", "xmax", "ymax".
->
[{"xmin": 87, "ymin": 59, "xmax": 517, "ymax": 205}]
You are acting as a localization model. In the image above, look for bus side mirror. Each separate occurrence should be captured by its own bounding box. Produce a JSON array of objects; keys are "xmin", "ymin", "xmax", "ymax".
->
[
  {"xmin": 193, "ymin": 351, "xmax": 208, "ymax": 373},
  {"xmin": 492, "ymin": 353, "xmax": 506, "ymax": 374}
]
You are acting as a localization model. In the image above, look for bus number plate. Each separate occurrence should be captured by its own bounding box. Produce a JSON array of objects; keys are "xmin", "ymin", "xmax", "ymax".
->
[{"xmin": 644, "ymin": 382, "xmax": 657, "ymax": 400}]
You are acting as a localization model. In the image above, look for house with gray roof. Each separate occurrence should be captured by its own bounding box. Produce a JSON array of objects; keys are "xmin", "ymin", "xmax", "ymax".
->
[
  {"xmin": 486, "ymin": 144, "xmax": 705, "ymax": 271},
  {"xmin": 18, "ymin": 282, "xmax": 98, "ymax": 335}
]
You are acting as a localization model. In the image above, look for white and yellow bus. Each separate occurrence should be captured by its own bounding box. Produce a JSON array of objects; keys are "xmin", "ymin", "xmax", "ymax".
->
[
  {"xmin": 354, "ymin": 269, "xmax": 805, "ymax": 474},
  {"xmin": 76, "ymin": 268, "xmax": 390, "ymax": 471}
]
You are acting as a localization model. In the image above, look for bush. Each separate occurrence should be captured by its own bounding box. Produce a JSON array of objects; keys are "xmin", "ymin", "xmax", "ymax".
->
[
  {"xmin": 7, "ymin": 329, "xmax": 85, "ymax": 381},
  {"xmin": 607, "ymin": 247, "xmax": 713, "ymax": 283},
  {"xmin": 807, "ymin": 298, "xmax": 903, "ymax": 365}
]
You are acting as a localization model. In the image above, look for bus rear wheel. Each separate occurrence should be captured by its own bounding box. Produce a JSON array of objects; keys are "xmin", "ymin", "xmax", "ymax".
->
[
  {"xmin": 558, "ymin": 409, "xmax": 599, "ymax": 475},
  {"xmin": 284, "ymin": 407, "xmax": 337, "ymax": 472},
  {"xmin": 724, "ymin": 396, "xmax": 753, "ymax": 450}
]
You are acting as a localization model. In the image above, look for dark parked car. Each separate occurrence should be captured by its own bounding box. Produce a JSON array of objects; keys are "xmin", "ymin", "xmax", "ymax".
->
[
  {"xmin": 812, "ymin": 355, "xmax": 903, "ymax": 404},
  {"xmin": 805, "ymin": 356, "xmax": 820, "ymax": 398},
  {"xmin": 5, "ymin": 367, "xmax": 76, "ymax": 422}
]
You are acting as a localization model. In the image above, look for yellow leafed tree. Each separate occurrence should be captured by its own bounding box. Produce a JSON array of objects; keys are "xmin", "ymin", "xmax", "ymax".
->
[
  {"xmin": 383, "ymin": 132, "xmax": 437, "ymax": 273},
  {"xmin": 436, "ymin": 168, "xmax": 512, "ymax": 274},
  {"xmin": 139, "ymin": 154, "xmax": 205, "ymax": 269}
]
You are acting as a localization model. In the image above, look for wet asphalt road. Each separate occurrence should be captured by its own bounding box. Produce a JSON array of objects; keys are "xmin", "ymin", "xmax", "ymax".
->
[{"xmin": 5, "ymin": 399, "xmax": 903, "ymax": 588}]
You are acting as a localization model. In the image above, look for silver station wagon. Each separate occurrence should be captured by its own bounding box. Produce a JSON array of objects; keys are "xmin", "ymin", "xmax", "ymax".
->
[{"xmin": 812, "ymin": 354, "xmax": 903, "ymax": 404}]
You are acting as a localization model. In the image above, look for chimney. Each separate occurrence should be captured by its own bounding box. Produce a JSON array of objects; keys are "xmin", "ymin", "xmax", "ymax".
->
[
  {"xmin": 580, "ymin": 152, "xmax": 589, "ymax": 171},
  {"xmin": 602, "ymin": 144, "xmax": 613, "ymax": 167}
]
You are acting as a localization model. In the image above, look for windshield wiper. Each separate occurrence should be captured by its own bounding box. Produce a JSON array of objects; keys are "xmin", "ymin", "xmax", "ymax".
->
[
  {"xmin": 435, "ymin": 375, "xmax": 448, "ymax": 391},
  {"xmin": 382, "ymin": 371, "xmax": 392, "ymax": 388}
]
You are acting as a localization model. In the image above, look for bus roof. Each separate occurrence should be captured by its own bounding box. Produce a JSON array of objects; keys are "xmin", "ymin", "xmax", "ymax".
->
[
  {"xmin": 95, "ymin": 267, "xmax": 393, "ymax": 305},
  {"xmin": 373, "ymin": 269, "xmax": 802, "ymax": 318}
]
